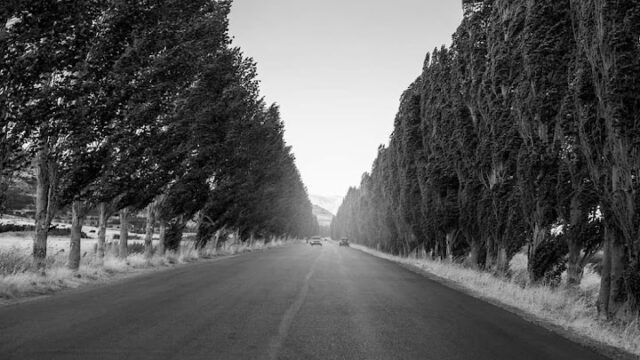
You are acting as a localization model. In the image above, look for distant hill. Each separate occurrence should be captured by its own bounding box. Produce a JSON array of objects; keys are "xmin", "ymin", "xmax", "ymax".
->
[
  {"xmin": 312, "ymin": 204, "xmax": 334, "ymax": 227},
  {"xmin": 309, "ymin": 194, "xmax": 342, "ymax": 215}
]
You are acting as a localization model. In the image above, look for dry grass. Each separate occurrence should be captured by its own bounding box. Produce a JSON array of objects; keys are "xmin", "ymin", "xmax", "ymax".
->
[
  {"xmin": 0, "ymin": 238, "xmax": 292, "ymax": 302},
  {"xmin": 351, "ymin": 243, "xmax": 640, "ymax": 357}
]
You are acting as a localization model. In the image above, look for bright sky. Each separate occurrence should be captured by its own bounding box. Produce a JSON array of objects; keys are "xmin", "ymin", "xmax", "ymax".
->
[{"xmin": 228, "ymin": 1, "xmax": 463, "ymax": 198}]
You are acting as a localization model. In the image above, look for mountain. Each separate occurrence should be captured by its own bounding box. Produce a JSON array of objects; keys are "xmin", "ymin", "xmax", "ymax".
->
[
  {"xmin": 312, "ymin": 204, "xmax": 334, "ymax": 227},
  {"xmin": 309, "ymin": 194, "xmax": 342, "ymax": 215}
]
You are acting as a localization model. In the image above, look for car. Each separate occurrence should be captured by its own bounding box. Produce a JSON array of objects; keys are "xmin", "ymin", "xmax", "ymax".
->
[
  {"xmin": 310, "ymin": 236, "xmax": 322, "ymax": 246},
  {"xmin": 339, "ymin": 238, "xmax": 349, "ymax": 247}
]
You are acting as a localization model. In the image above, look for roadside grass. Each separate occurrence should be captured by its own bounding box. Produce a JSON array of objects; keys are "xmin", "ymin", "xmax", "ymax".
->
[
  {"xmin": 351, "ymin": 243, "xmax": 640, "ymax": 357},
  {"xmin": 0, "ymin": 238, "xmax": 291, "ymax": 302}
]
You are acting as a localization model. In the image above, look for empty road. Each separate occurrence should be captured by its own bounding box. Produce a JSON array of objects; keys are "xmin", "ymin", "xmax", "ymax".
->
[{"xmin": 0, "ymin": 242, "xmax": 611, "ymax": 359}]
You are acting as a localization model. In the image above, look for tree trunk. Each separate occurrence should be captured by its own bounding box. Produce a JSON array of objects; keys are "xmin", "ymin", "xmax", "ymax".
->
[
  {"xmin": 445, "ymin": 230, "xmax": 455, "ymax": 262},
  {"xmin": 33, "ymin": 141, "xmax": 57, "ymax": 271},
  {"xmin": 596, "ymin": 164, "xmax": 636, "ymax": 319},
  {"xmin": 213, "ymin": 229, "xmax": 221, "ymax": 251},
  {"xmin": 607, "ymin": 238, "xmax": 626, "ymax": 319},
  {"xmin": 165, "ymin": 219, "xmax": 185, "ymax": 252},
  {"xmin": 496, "ymin": 243, "xmax": 508, "ymax": 275},
  {"xmin": 68, "ymin": 200, "xmax": 85, "ymax": 270},
  {"xmin": 97, "ymin": 202, "xmax": 108, "ymax": 261},
  {"xmin": 194, "ymin": 211, "xmax": 208, "ymax": 249},
  {"xmin": 144, "ymin": 205, "xmax": 155, "ymax": 258},
  {"xmin": 467, "ymin": 238, "xmax": 481, "ymax": 269},
  {"xmin": 566, "ymin": 238, "xmax": 582, "ymax": 287},
  {"xmin": 598, "ymin": 235, "xmax": 612, "ymax": 318},
  {"xmin": 566, "ymin": 194, "xmax": 583, "ymax": 287},
  {"xmin": 157, "ymin": 219, "xmax": 167, "ymax": 256},
  {"xmin": 527, "ymin": 221, "xmax": 547, "ymax": 281},
  {"xmin": 119, "ymin": 208, "xmax": 129, "ymax": 259},
  {"xmin": 485, "ymin": 236, "xmax": 496, "ymax": 270},
  {"xmin": 598, "ymin": 222, "xmax": 628, "ymax": 319}
]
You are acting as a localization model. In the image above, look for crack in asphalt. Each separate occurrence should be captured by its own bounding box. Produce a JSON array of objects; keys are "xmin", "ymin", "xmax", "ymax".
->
[{"xmin": 267, "ymin": 248, "xmax": 322, "ymax": 360}]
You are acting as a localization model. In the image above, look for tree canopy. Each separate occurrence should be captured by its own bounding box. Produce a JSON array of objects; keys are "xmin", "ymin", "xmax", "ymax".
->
[
  {"xmin": 331, "ymin": 0, "xmax": 640, "ymax": 321},
  {"xmin": 1, "ymin": 0, "xmax": 318, "ymax": 268}
]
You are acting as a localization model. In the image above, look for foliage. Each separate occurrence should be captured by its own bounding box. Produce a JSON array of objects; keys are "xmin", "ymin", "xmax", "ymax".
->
[
  {"xmin": 529, "ymin": 235, "xmax": 568, "ymax": 287},
  {"xmin": 2, "ymin": 1, "xmax": 317, "ymax": 266},
  {"xmin": 332, "ymin": 0, "xmax": 640, "ymax": 321}
]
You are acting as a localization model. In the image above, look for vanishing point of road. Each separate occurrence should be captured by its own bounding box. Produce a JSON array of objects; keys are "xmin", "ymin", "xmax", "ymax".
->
[{"xmin": 0, "ymin": 242, "xmax": 611, "ymax": 360}]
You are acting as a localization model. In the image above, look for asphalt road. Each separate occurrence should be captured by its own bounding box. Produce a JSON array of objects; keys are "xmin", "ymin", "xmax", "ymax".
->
[{"xmin": 0, "ymin": 242, "xmax": 611, "ymax": 360}]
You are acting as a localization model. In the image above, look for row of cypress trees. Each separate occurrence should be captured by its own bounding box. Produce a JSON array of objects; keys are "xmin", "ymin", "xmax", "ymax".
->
[
  {"xmin": 331, "ymin": 0, "xmax": 640, "ymax": 321},
  {"xmin": 1, "ymin": 1, "xmax": 318, "ymax": 270}
]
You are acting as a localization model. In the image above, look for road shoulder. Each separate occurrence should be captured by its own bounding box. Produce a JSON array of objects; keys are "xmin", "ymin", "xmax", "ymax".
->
[{"xmin": 350, "ymin": 244, "xmax": 637, "ymax": 360}]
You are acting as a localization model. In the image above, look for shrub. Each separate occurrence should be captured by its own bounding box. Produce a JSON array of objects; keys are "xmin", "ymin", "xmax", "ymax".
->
[
  {"xmin": 0, "ymin": 224, "xmax": 88, "ymax": 238},
  {"xmin": 0, "ymin": 248, "xmax": 32, "ymax": 275},
  {"xmin": 530, "ymin": 235, "xmax": 568, "ymax": 286},
  {"xmin": 112, "ymin": 234, "xmax": 142, "ymax": 240},
  {"xmin": 47, "ymin": 227, "xmax": 89, "ymax": 238},
  {"xmin": 164, "ymin": 223, "xmax": 183, "ymax": 252},
  {"xmin": 127, "ymin": 242, "xmax": 146, "ymax": 254},
  {"xmin": 0, "ymin": 224, "xmax": 32, "ymax": 233}
]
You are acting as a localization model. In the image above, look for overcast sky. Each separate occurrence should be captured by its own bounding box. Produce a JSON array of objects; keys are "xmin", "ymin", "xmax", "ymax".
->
[{"xmin": 228, "ymin": 0, "xmax": 463, "ymax": 198}]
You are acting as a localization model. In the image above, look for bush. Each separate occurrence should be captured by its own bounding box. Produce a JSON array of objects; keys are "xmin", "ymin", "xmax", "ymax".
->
[
  {"xmin": 0, "ymin": 224, "xmax": 88, "ymax": 238},
  {"xmin": 101, "ymin": 242, "xmax": 149, "ymax": 256},
  {"xmin": 113, "ymin": 234, "xmax": 142, "ymax": 240},
  {"xmin": 0, "ymin": 224, "xmax": 32, "ymax": 233},
  {"xmin": 0, "ymin": 248, "xmax": 32, "ymax": 276},
  {"xmin": 164, "ymin": 223, "xmax": 183, "ymax": 252},
  {"xmin": 127, "ymin": 242, "xmax": 147, "ymax": 254},
  {"xmin": 47, "ymin": 227, "xmax": 89, "ymax": 238},
  {"xmin": 530, "ymin": 235, "xmax": 568, "ymax": 286}
]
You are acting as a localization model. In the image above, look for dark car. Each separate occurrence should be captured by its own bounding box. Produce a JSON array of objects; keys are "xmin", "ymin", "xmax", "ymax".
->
[
  {"xmin": 339, "ymin": 238, "xmax": 349, "ymax": 247},
  {"xmin": 310, "ymin": 236, "xmax": 322, "ymax": 246}
]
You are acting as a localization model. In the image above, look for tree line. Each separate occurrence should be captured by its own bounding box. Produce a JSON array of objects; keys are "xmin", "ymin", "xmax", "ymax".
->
[
  {"xmin": 1, "ymin": 1, "xmax": 318, "ymax": 270},
  {"xmin": 331, "ymin": 0, "xmax": 640, "ymax": 321}
]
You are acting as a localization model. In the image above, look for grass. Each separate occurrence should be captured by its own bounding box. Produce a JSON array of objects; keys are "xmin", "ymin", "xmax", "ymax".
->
[
  {"xmin": 0, "ymin": 238, "xmax": 291, "ymax": 302},
  {"xmin": 351, "ymin": 243, "xmax": 640, "ymax": 358}
]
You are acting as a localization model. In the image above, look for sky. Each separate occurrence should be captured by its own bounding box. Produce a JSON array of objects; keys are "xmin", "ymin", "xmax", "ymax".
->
[{"xmin": 228, "ymin": 0, "xmax": 463, "ymax": 199}]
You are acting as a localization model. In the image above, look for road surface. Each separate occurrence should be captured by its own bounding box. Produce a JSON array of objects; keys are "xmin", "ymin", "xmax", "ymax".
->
[{"xmin": 0, "ymin": 242, "xmax": 611, "ymax": 359}]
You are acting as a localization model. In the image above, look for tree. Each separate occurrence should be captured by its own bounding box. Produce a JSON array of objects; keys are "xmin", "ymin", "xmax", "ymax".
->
[
  {"xmin": 3, "ymin": 0, "xmax": 315, "ymax": 271},
  {"xmin": 82, "ymin": 0, "xmax": 236, "ymax": 260},
  {"xmin": 571, "ymin": 0, "xmax": 640, "ymax": 319},
  {"xmin": 2, "ymin": 0, "xmax": 109, "ymax": 270},
  {"xmin": 513, "ymin": 0, "xmax": 573, "ymax": 282},
  {"xmin": 197, "ymin": 102, "xmax": 316, "ymax": 246}
]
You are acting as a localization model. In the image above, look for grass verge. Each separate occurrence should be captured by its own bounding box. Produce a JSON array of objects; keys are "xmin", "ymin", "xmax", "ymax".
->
[
  {"xmin": 0, "ymin": 239, "xmax": 291, "ymax": 303},
  {"xmin": 351, "ymin": 243, "xmax": 640, "ymax": 359}
]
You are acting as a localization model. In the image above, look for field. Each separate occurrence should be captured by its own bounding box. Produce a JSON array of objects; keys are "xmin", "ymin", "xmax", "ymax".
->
[
  {"xmin": 0, "ymin": 215, "xmax": 289, "ymax": 302},
  {"xmin": 0, "ymin": 214, "xmax": 158, "ymax": 254}
]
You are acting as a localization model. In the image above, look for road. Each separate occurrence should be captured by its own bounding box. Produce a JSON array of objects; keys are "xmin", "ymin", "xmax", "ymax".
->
[{"xmin": 0, "ymin": 242, "xmax": 611, "ymax": 360}]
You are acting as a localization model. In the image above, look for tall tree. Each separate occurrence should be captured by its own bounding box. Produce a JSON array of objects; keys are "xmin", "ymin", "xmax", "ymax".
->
[
  {"xmin": 571, "ymin": 0, "xmax": 640, "ymax": 319},
  {"xmin": 2, "ymin": 0, "xmax": 108, "ymax": 269},
  {"xmin": 514, "ymin": 0, "xmax": 573, "ymax": 282}
]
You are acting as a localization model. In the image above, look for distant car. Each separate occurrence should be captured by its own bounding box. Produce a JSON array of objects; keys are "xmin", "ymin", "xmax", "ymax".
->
[
  {"xmin": 310, "ymin": 236, "xmax": 322, "ymax": 246},
  {"xmin": 339, "ymin": 238, "xmax": 349, "ymax": 247}
]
